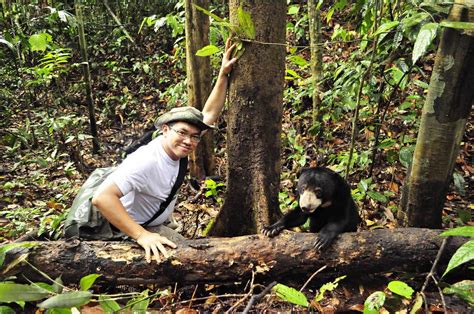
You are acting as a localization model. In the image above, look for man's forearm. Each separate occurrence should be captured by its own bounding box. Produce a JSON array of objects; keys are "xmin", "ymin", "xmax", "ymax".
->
[
  {"xmin": 202, "ymin": 72, "xmax": 229, "ymax": 126},
  {"xmin": 92, "ymin": 191, "xmax": 145, "ymax": 240}
]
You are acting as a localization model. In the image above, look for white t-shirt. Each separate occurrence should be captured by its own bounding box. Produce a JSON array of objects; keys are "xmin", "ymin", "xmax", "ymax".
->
[{"xmin": 101, "ymin": 135, "xmax": 180, "ymax": 226}]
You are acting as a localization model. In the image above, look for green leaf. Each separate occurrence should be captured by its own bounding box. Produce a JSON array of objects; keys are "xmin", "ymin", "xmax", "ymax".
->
[
  {"xmin": 286, "ymin": 69, "xmax": 300, "ymax": 79},
  {"xmin": 442, "ymin": 240, "xmax": 474, "ymax": 277},
  {"xmin": 0, "ymin": 36, "xmax": 15, "ymax": 52},
  {"xmin": 237, "ymin": 6, "xmax": 255, "ymax": 39},
  {"xmin": 440, "ymin": 226, "xmax": 474, "ymax": 237},
  {"xmin": 410, "ymin": 293, "xmax": 423, "ymax": 314},
  {"xmin": 442, "ymin": 280, "xmax": 474, "ymax": 305},
  {"xmin": 372, "ymin": 21, "xmax": 399, "ymax": 37},
  {"xmin": 99, "ymin": 295, "xmax": 122, "ymax": 312},
  {"xmin": 0, "ymin": 242, "xmax": 37, "ymax": 267},
  {"xmin": 452, "ymin": 172, "xmax": 466, "ymax": 195},
  {"xmin": 45, "ymin": 309, "xmax": 72, "ymax": 314},
  {"xmin": 38, "ymin": 291, "xmax": 92, "ymax": 309},
  {"xmin": 192, "ymin": 3, "xmax": 224, "ymax": 23},
  {"xmin": 399, "ymin": 146, "xmax": 415, "ymax": 168},
  {"xmin": 364, "ymin": 291, "xmax": 385, "ymax": 314},
  {"xmin": 79, "ymin": 274, "xmax": 101, "ymax": 291},
  {"xmin": 195, "ymin": 44, "xmax": 220, "ymax": 57},
  {"xmin": 315, "ymin": 276, "xmax": 346, "ymax": 302},
  {"xmin": 29, "ymin": 33, "xmax": 52, "ymax": 52},
  {"xmin": 412, "ymin": 23, "xmax": 438, "ymax": 64},
  {"xmin": 127, "ymin": 289, "xmax": 150, "ymax": 311},
  {"xmin": 0, "ymin": 283, "xmax": 50, "ymax": 302},
  {"xmin": 388, "ymin": 281, "xmax": 414, "ymax": 299},
  {"xmin": 288, "ymin": 5, "xmax": 299, "ymax": 15},
  {"xmin": 367, "ymin": 191, "xmax": 388, "ymax": 203},
  {"xmin": 288, "ymin": 55, "xmax": 308, "ymax": 67},
  {"xmin": 272, "ymin": 283, "xmax": 309, "ymax": 307},
  {"xmin": 0, "ymin": 305, "xmax": 16, "ymax": 314},
  {"xmin": 440, "ymin": 21, "xmax": 474, "ymax": 30}
]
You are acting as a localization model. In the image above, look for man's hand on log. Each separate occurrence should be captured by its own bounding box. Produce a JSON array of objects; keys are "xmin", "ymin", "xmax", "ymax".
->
[{"xmin": 136, "ymin": 230, "xmax": 177, "ymax": 263}]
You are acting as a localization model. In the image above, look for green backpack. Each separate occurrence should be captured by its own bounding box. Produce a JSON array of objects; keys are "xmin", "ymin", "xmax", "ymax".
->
[{"xmin": 63, "ymin": 157, "xmax": 188, "ymax": 240}]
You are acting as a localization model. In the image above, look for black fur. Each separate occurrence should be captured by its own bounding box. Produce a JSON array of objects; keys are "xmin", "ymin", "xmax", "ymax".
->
[{"xmin": 262, "ymin": 167, "xmax": 361, "ymax": 251}]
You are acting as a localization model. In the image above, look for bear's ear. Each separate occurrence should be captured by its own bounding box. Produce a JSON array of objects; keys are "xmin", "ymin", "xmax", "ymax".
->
[{"xmin": 297, "ymin": 167, "xmax": 311, "ymax": 177}]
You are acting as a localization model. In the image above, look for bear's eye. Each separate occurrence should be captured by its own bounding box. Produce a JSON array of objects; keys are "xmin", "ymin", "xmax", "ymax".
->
[
  {"xmin": 315, "ymin": 188, "xmax": 322, "ymax": 198},
  {"xmin": 297, "ymin": 184, "xmax": 307, "ymax": 194}
]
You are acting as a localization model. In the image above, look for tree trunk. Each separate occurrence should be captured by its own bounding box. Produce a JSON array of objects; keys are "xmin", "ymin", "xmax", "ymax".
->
[
  {"xmin": 3, "ymin": 229, "xmax": 467, "ymax": 287},
  {"xmin": 184, "ymin": 0, "xmax": 214, "ymax": 179},
  {"xmin": 308, "ymin": 0, "xmax": 323, "ymax": 129},
  {"xmin": 401, "ymin": 0, "xmax": 474, "ymax": 227},
  {"xmin": 75, "ymin": 1, "xmax": 100, "ymax": 154},
  {"xmin": 209, "ymin": 0, "xmax": 286, "ymax": 236}
]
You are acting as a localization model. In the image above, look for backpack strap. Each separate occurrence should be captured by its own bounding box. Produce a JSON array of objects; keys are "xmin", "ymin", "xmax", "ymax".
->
[{"xmin": 141, "ymin": 157, "xmax": 188, "ymax": 227}]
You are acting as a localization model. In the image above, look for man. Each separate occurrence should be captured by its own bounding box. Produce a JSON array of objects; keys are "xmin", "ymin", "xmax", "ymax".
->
[{"xmin": 92, "ymin": 38, "xmax": 237, "ymax": 263}]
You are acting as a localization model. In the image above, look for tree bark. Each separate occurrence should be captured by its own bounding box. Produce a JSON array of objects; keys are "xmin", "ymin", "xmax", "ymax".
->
[
  {"xmin": 209, "ymin": 0, "xmax": 286, "ymax": 236},
  {"xmin": 3, "ymin": 228, "xmax": 467, "ymax": 287},
  {"xmin": 75, "ymin": 1, "xmax": 100, "ymax": 154},
  {"xmin": 401, "ymin": 0, "xmax": 474, "ymax": 227},
  {"xmin": 184, "ymin": 0, "xmax": 214, "ymax": 178}
]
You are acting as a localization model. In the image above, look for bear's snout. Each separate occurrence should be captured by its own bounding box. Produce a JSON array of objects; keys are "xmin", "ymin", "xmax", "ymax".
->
[{"xmin": 299, "ymin": 190, "xmax": 322, "ymax": 213}]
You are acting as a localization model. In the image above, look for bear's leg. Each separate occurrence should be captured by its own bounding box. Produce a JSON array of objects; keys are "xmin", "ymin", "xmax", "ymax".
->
[{"xmin": 262, "ymin": 209, "xmax": 309, "ymax": 237}]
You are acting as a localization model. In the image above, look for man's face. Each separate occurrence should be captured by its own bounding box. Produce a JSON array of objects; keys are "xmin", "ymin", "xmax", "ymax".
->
[{"xmin": 162, "ymin": 121, "xmax": 202, "ymax": 160}]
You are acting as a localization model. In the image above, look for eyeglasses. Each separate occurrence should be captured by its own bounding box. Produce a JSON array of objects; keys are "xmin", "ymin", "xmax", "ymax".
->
[{"xmin": 170, "ymin": 127, "xmax": 201, "ymax": 143}]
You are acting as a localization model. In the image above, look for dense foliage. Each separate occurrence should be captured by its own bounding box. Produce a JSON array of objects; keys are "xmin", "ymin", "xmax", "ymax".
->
[{"xmin": 0, "ymin": 0, "xmax": 472, "ymax": 312}]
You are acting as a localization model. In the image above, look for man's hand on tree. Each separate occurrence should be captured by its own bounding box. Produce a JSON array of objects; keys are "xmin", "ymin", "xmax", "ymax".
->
[
  {"xmin": 219, "ymin": 37, "xmax": 238, "ymax": 76},
  {"xmin": 136, "ymin": 230, "xmax": 177, "ymax": 263}
]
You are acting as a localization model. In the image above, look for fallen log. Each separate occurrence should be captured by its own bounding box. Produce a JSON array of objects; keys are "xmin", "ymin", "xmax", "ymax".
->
[{"xmin": 2, "ymin": 228, "xmax": 467, "ymax": 287}]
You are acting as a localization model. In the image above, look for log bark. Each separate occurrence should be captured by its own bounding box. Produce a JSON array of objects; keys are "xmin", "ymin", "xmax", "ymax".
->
[{"xmin": 2, "ymin": 228, "xmax": 467, "ymax": 287}]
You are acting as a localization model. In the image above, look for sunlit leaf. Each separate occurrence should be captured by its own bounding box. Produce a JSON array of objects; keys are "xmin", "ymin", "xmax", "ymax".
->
[
  {"xmin": 412, "ymin": 23, "xmax": 438, "ymax": 64},
  {"xmin": 315, "ymin": 275, "xmax": 346, "ymax": 302},
  {"xmin": 440, "ymin": 226, "xmax": 474, "ymax": 237},
  {"xmin": 0, "ymin": 283, "xmax": 49, "ymax": 302},
  {"xmin": 38, "ymin": 291, "xmax": 92, "ymax": 309},
  {"xmin": 442, "ymin": 240, "xmax": 474, "ymax": 277},
  {"xmin": 99, "ymin": 295, "xmax": 121, "ymax": 312},
  {"xmin": 288, "ymin": 55, "xmax": 308, "ymax": 67},
  {"xmin": 29, "ymin": 33, "xmax": 52, "ymax": 52},
  {"xmin": 442, "ymin": 280, "xmax": 474, "ymax": 305},
  {"xmin": 388, "ymin": 281, "xmax": 414, "ymax": 299},
  {"xmin": 372, "ymin": 21, "xmax": 399, "ymax": 37},
  {"xmin": 288, "ymin": 5, "xmax": 299, "ymax": 15},
  {"xmin": 79, "ymin": 274, "xmax": 101, "ymax": 291},
  {"xmin": 272, "ymin": 283, "xmax": 309, "ymax": 307},
  {"xmin": 45, "ymin": 308, "xmax": 73, "ymax": 314},
  {"xmin": 196, "ymin": 45, "xmax": 220, "ymax": 57},
  {"xmin": 237, "ymin": 6, "xmax": 255, "ymax": 39},
  {"xmin": 364, "ymin": 291, "xmax": 385, "ymax": 314}
]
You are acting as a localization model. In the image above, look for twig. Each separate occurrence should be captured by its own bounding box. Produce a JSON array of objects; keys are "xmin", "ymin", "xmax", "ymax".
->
[
  {"xmin": 225, "ymin": 271, "xmax": 256, "ymax": 313},
  {"xmin": 242, "ymin": 281, "xmax": 277, "ymax": 314},
  {"xmin": 300, "ymin": 265, "xmax": 328, "ymax": 292},
  {"xmin": 188, "ymin": 284, "xmax": 199, "ymax": 308},
  {"xmin": 103, "ymin": 0, "xmax": 136, "ymax": 45},
  {"xmin": 420, "ymin": 237, "xmax": 449, "ymax": 313}
]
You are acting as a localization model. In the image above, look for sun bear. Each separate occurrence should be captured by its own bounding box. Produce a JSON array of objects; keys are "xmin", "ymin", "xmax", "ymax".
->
[{"xmin": 262, "ymin": 167, "xmax": 361, "ymax": 251}]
